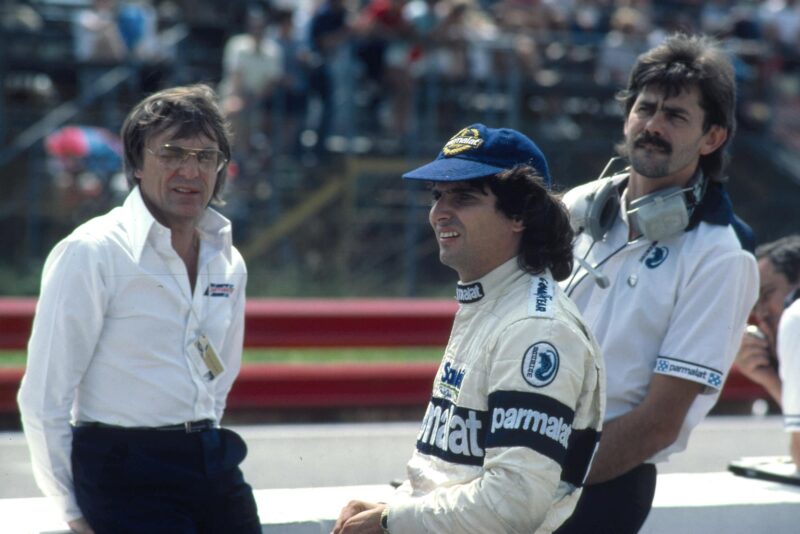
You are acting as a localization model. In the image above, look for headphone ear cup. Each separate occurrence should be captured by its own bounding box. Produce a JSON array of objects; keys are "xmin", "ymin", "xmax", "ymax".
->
[{"xmin": 586, "ymin": 179, "xmax": 620, "ymax": 241}]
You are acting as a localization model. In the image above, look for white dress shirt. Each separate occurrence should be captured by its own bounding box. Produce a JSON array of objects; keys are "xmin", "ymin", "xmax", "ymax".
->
[{"xmin": 17, "ymin": 186, "xmax": 247, "ymax": 521}]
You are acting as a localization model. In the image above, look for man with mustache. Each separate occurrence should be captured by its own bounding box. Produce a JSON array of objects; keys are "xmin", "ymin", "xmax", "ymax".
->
[{"xmin": 557, "ymin": 34, "xmax": 758, "ymax": 533}]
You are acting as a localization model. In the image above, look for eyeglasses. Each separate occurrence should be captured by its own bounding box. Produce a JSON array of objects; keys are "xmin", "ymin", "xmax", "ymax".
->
[{"xmin": 146, "ymin": 144, "xmax": 227, "ymax": 173}]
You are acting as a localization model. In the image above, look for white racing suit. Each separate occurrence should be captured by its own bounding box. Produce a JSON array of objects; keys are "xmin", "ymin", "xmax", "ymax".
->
[{"xmin": 388, "ymin": 259, "xmax": 605, "ymax": 533}]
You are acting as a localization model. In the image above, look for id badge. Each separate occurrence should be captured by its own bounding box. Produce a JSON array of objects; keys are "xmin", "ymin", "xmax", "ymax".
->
[{"xmin": 191, "ymin": 334, "xmax": 225, "ymax": 381}]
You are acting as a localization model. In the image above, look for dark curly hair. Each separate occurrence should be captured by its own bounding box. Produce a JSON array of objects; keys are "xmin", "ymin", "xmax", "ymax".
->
[
  {"xmin": 466, "ymin": 166, "xmax": 574, "ymax": 281},
  {"xmin": 121, "ymin": 84, "xmax": 232, "ymax": 204}
]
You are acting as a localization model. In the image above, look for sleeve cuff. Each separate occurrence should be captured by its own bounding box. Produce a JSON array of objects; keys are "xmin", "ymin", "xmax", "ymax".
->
[{"xmin": 653, "ymin": 356, "xmax": 724, "ymax": 392}]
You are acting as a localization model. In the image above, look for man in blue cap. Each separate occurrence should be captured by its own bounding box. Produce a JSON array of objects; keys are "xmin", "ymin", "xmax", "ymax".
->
[{"xmin": 332, "ymin": 124, "xmax": 605, "ymax": 534}]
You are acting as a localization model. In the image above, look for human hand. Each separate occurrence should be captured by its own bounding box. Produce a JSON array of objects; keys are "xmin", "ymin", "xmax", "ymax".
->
[
  {"xmin": 331, "ymin": 501, "xmax": 385, "ymax": 534},
  {"xmin": 735, "ymin": 327, "xmax": 776, "ymax": 384},
  {"xmin": 68, "ymin": 517, "xmax": 95, "ymax": 534}
]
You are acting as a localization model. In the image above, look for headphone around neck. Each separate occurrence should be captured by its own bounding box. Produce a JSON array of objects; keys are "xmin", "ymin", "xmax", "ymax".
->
[{"xmin": 568, "ymin": 158, "xmax": 707, "ymax": 244}]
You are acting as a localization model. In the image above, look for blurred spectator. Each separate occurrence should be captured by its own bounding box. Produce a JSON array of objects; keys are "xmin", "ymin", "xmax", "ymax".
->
[
  {"xmin": 0, "ymin": 0, "xmax": 43, "ymax": 32},
  {"xmin": 73, "ymin": 0, "xmax": 127, "ymax": 64},
  {"xmin": 735, "ymin": 235, "xmax": 800, "ymax": 404},
  {"xmin": 117, "ymin": 0, "xmax": 160, "ymax": 62},
  {"xmin": 272, "ymin": 8, "xmax": 310, "ymax": 157},
  {"xmin": 734, "ymin": 235, "xmax": 800, "ymax": 467},
  {"xmin": 760, "ymin": 0, "xmax": 800, "ymax": 67},
  {"xmin": 118, "ymin": 0, "xmax": 166, "ymax": 93},
  {"xmin": 402, "ymin": 0, "xmax": 443, "ymax": 78},
  {"xmin": 438, "ymin": 0, "xmax": 497, "ymax": 82},
  {"xmin": 594, "ymin": 6, "xmax": 650, "ymax": 86},
  {"xmin": 354, "ymin": 0, "xmax": 416, "ymax": 136},
  {"xmin": 72, "ymin": 0, "xmax": 128, "ymax": 106},
  {"xmin": 491, "ymin": 0, "xmax": 553, "ymax": 90},
  {"xmin": 72, "ymin": 0, "xmax": 165, "ymax": 101},
  {"xmin": 220, "ymin": 7, "xmax": 284, "ymax": 160},
  {"xmin": 700, "ymin": 0, "xmax": 735, "ymax": 36},
  {"xmin": 566, "ymin": 0, "xmax": 612, "ymax": 41},
  {"xmin": 307, "ymin": 0, "xmax": 353, "ymax": 150},
  {"xmin": 492, "ymin": 0, "xmax": 555, "ymax": 43},
  {"xmin": 44, "ymin": 125, "xmax": 126, "ymax": 218}
]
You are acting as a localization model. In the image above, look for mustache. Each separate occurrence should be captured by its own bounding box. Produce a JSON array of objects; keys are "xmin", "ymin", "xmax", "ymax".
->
[{"xmin": 633, "ymin": 132, "xmax": 672, "ymax": 153}]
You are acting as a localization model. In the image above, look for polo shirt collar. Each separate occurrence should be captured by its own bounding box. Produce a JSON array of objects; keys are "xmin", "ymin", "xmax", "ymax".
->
[{"xmin": 688, "ymin": 180, "xmax": 733, "ymax": 228}]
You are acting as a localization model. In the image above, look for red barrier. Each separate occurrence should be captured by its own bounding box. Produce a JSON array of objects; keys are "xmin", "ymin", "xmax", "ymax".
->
[
  {"xmin": 0, "ymin": 368, "xmax": 21, "ymax": 414},
  {"xmin": 0, "ymin": 363, "xmax": 771, "ymax": 416},
  {"xmin": 0, "ymin": 299, "xmax": 36, "ymax": 350},
  {"xmin": 243, "ymin": 298, "xmax": 456, "ymax": 348},
  {"xmin": 0, "ymin": 297, "xmax": 773, "ymax": 413},
  {"xmin": 227, "ymin": 363, "xmax": 438, "ymax": 409},
  {"xmin": 0, "ymin": 297, "xmax": 457, "ymax": 349},
  {"xmin": 0, "ymin": 364, "xmax": 438, "ymax": 415}
]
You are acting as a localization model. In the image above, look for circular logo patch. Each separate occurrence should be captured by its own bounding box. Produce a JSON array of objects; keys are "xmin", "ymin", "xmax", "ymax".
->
[
  {"xmin": 521, "ymin": 342, "xmax": 559, "ymax": 388},
  {"xmin": 644, "ymin": 246, "xmax": 669, "ymax": 269}
]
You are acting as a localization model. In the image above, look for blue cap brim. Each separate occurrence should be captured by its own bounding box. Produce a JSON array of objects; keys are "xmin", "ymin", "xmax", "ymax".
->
[{"xmin": 402, "ymin": 157, "xmax": 508, "ymax": 181}]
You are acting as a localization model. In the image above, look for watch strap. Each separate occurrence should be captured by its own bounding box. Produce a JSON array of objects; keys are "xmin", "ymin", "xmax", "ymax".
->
[{"xmin": 380, "ymin": 506, "xmax": 390, "ymax": 533}]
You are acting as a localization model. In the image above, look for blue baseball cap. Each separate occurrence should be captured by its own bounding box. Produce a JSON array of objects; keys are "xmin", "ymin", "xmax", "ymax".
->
[{"xmin": 402, "ymin": 124, "xmax": 550, "ymax": 185}]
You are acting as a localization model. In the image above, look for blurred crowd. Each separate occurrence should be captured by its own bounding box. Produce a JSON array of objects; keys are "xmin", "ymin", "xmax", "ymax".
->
[
  {"xmin": 5, "ymin": 0, "xmax": 796, "ymax": 156},
  {"xmin": 212, "ymin": 0, "xmax": 800, "ymax": 157},
  {"xmin": 3, "ymin": 0, "xmax": 800, "ymax": 263}
]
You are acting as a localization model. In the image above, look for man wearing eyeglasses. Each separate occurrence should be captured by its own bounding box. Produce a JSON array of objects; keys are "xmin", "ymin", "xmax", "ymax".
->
[{"xmin": 18, "ymin": 85, "xmax": 261, "ymax": 534}]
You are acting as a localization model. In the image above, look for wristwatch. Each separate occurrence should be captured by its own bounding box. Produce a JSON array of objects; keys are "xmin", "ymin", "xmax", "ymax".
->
[{"xmin": 380, "ymin": 506, "xmax": 390, "ymax": 533}]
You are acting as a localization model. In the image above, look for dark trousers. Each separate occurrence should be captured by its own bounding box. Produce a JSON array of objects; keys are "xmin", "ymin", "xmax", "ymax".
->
[
  {"xmin": 72, "ymin": 425, "xmax": 261, "ymax": 534},
  {"xmin": 555, "ymin": 463, "xmax": 657, "ymax": 534}
]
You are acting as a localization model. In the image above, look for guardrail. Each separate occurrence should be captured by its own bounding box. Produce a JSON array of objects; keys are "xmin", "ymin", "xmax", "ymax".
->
[
  {"xmin": 0, "ymin": 297, "xmax": 769, "ymax": 415},
  {"xmin": 0, "ymin": 298, "xmax": 456, "ymax": 349}
]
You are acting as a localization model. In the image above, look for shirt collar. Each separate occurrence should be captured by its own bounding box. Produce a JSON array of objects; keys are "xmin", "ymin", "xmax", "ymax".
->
[
  {"xmin": 688, "ymin": 180, "xmax": 733, "ymax": 228},
  {"xmin": 124, "ymin": 186, "xmax": 234, "ymax": 264},
  {"xmin": 455, "ymin": 257, "xmax": 522, "ymax": 304}
]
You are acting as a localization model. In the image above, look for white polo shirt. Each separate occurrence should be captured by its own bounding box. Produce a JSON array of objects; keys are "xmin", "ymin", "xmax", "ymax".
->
[
  {"xmin": 779, "ymin": 299, "xmax": 800, "ymax": 431},
  {"xmin": 561, "ymin": 178, "xmax": 758, "ymax": 463},
  {"xmin": 17, "ymin": 186, "xmax": 247, "ymax": 521}
]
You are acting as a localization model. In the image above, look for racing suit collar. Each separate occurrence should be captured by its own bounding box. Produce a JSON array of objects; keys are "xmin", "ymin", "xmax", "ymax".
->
[{"xmin": 456, "ymin": 257, "xmax": 523, "ymax": 304}]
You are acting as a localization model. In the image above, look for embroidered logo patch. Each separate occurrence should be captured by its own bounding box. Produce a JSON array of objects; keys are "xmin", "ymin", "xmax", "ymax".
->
[
  {"xmin": 456, "ymin": 282, "xmax": 484, "ymax": 303},
  {"xmin": 442, "ymin": 128, "xmax": 484, "ymax": 157},
  {"xmin": 521, "ymin": 342, "xmax": 559, "ymax": 388},
  {"xmin": 654, "ymin": 356, "xmax": 722, "ymax": 389},
  {"xmin": 437, "ymin": 360, "xmax": 466, "ymax": 400},
  {"xmin": 640, "ymin": 244, "xmax": 669, "ymax": 269},
  {"xmin": 529, "ymin": 276, "xmax": 554, "ymax": 317},
  {"xmin": 204, "ymin": 283, "xmax": 234, "ymax": 297}
]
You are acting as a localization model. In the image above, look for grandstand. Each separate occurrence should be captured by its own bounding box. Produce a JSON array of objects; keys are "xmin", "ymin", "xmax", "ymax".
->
[{"xmin": 1, "ymin": 0, "xmax": 799, "ymax": 298}]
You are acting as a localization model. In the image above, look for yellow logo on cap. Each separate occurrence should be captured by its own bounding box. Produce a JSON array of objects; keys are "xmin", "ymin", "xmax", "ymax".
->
[{"xmin": 442, "ymin": 128, "xmax": 483, "ymax": 156}]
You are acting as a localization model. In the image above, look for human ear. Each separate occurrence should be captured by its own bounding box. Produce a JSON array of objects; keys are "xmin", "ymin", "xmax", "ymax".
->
[{"xmin": 699, "ymin": 125, "xmax": 727, "ymax": 156}]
